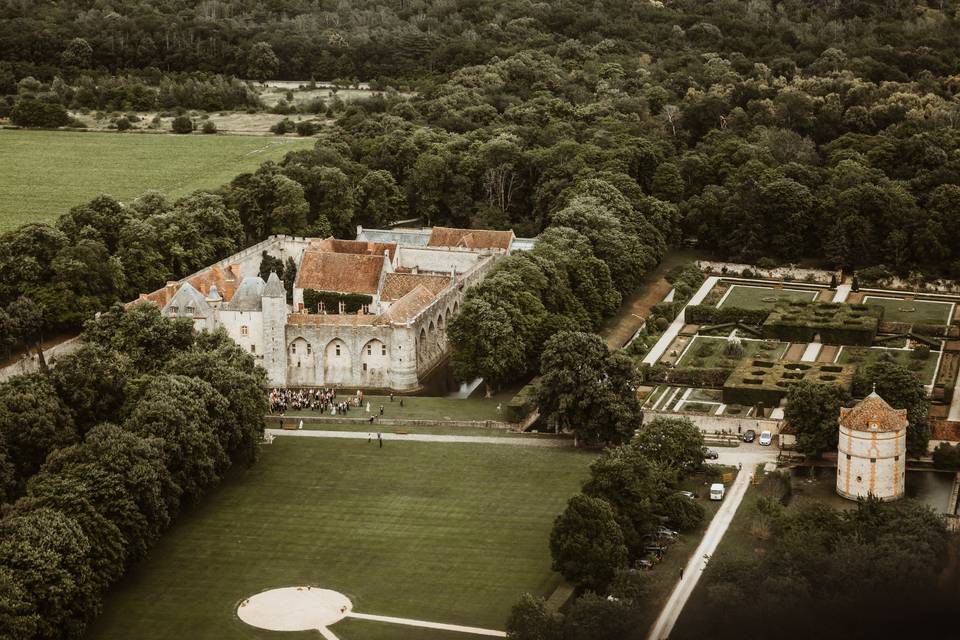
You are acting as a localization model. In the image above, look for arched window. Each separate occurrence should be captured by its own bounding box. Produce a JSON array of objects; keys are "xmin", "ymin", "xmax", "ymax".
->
[
  {"xmin": 307, "ymin": 343, "xmax": 312, "ymax": 355},
  {"xmin": 335, "ymin": 344, "xmax": 341, "ymax": 357}
]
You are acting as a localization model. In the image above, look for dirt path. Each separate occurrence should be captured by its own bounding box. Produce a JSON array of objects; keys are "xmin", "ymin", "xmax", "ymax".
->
[{"xmin": 601, "ymin": 249, "xmax": 707, "ymax": 350}]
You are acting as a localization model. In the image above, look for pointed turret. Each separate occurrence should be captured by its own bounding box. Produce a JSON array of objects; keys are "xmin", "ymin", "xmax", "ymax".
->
[{"xmin": 264, "ymin": 271, "xmax": 285, "ymax": 298}]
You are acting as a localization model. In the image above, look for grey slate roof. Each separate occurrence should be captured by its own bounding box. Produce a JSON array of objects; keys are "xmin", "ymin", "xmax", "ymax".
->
[
  {"xmin": 163, "ymin": 282, "xmax": 211, "ymax": 317},
  {"xmin": 263, "ymin": 272, "xmax": 286, "ymax": 298},
  {"xmin": 225, "ymin": 276, "xmax": 266, "ymax": 311},
  {"xmin": 357, "ymin": 228, "xmax": 431, "ymax": 247}
]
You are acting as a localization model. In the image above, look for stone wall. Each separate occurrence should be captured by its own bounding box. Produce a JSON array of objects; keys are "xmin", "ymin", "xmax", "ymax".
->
[{"xmin": 641, "ymin": 409, "xmax": 781, "ymax": 436}]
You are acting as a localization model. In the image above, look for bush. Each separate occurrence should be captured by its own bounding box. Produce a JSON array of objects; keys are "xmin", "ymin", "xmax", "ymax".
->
[
  {"xmin": 757, "ymin": 257, "xmax": 777, "ymax": 269},
  {"xmin": 912, "ymin": 344, "xmax": 931, "ymax": 360},
  {"xmin": 723, "ymin": 339, "xmax": 745, "ymax": 358},
  {"xmin": 10, "ymin": 98, "xmax": 70, "ymax": 127},
  {"xmin": 505, "ymin": 379, "xmax": 540, "ymax": 423},
  {"xmin": 115, "ymin": 117, "xmax": 131, "ymax": 131},
  {"xmin": 685, "ymin": 304, "xmax": 770, "ymax": 326},
  {"xmin": 654, "ymin": 316, "xmax": 669, "ymax": 331},
  {"xmin": 170, "ymin": 115, "xmax": 193, "ymax": 133},
  {"xmin": 857, "ymin": 265, "xmax": 892, "ymax": 286},
  {"xmin": 696, "ymin": 342, "xmax": 716, "ymax": 357},
  {"xmin": 295, "ymin": 120, "xmax": 320, "ymax": 136},
  {"xmin": 932, "ymin": 443, "xmax": 960, "ymax": 470},
  {"xmin": 270, "ymin": 117, "xmax": 296, "ymax": 134},
  {"xmin": 661, "ymin": 492, "xmax": 706, "ymax": 531},
  {"xmin": 200, "ymin": 120, "xmax": 217, "ymax": 134}
]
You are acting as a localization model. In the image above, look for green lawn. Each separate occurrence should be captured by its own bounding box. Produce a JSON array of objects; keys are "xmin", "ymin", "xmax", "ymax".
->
[
  {"xmin": 862, "ymin": 296, "xmax": 954, "ymax": 325},
  {"xmin": 283, "ymin": 392, "xmax": 513, "ymax": 423},
  {"xmin": 835, "ymin": 346, "xmax": 940, "ymax": 385},
  {"xmin": 676, "ymin": 336, "xmax": 789, "ymax": 368},
  {"xmin": 85, "ymin": 437, "xmax": 594, "ymax": 640},
  {"xmin": 0, "ymin": 129, "xmax": 314, "ymax": 232},
  {"xmin": 717, "ymin": 285, "xmax": 817, "ymax": 310}
]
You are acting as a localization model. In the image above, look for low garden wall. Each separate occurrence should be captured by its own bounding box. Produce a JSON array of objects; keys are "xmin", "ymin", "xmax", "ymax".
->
[{"xmin": 642, "ymin": 409, "xmax": 780, "ymax": 436}]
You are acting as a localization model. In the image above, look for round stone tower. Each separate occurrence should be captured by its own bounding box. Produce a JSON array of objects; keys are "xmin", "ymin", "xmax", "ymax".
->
[{"xmin": 836, "ymin": 390, "xmax": 908, "ymax": 501}]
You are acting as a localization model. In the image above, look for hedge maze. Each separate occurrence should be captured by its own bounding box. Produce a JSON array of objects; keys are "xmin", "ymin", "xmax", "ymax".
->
[
  {"xmin": 721, "ymin": 358, "xmax": 856, "ymax": 406},
  {"xmin": 761, "ymin": 301, "xmax": 879, "ymax": 346}
]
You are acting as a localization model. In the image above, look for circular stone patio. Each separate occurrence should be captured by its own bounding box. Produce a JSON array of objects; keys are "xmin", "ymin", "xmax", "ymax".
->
[{"xmin": 237, "ymin": 587, "xmax": 352, "ymax": 631}]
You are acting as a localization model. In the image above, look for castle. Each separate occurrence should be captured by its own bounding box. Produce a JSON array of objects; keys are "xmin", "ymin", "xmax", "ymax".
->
[
  {"xmin": 137, "ymin": 226, "xmax": 532, "ymax": 390},
  {"xmin": 836, "ymin": 390, "xmax": 908, "ymax": 501}
]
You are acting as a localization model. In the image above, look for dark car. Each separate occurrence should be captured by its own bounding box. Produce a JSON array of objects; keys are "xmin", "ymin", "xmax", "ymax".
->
[
  {"xmin": 704, "ymin": 448, "xmax": 719, "ymax": 460},
  {"xmin": 742, "ymin": 429, "xmax": 756, "ymax": 443}
]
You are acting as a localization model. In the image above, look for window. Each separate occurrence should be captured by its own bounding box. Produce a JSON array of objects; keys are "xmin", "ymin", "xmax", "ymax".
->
[
  {"xmin": 170, "ymin": 306, "xmax": 178, "ymax": 314},
  {"xmin": 297, "ymin": 360, "xmax": 301, "ymax": 368},
  {"xmin": 251, "ymin": 345, "xmax": 256, "ymax": 354},
  {"xmin": 870, "ymin": 458, "xmax": 876, "ymax": 463},
  {"xmin": 367, "ymin": 344, "xmax": 372, "ymax": 356},
  {"xmin": 335, "ymin": 344, "xmax": 341, "ymax": 357},
  {"xmin": 338, "ymin": 301, "xmax": 346, "ymax": 314},
  {"xmin": 363, "ymin": 363, "xmax": 368, "ymax": 372},
  {"xmin": 846, "ymin": 454, "xmax": 851, "ymax": 460},
  {"xmin": 894, "ymin": 455, "xmax": 900, "ymax": 461},
  {"xmin": 291, "ymin": 344, "xmax": 297, "ymax": 354},
  {"xmin": 307, "ymin": 343, "xmax": 312, "ymax": 355},
  {"xmin": 362, "ymin": 304, "xmax": 370, "ymax": 314},
  {"xmin": 381, "ymin": 345, "xmax": 387, "ymax": 356},
  {"xmin": 240, "ymin": 325, "xmax": 249, "ymax": 336}
]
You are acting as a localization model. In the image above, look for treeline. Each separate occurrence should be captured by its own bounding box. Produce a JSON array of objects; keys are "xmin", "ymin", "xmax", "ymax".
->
[
  {"xmin": 1, "ymin": 0, "xmax": 958, "ymax": 82},
  {"xmin": 0, "ymin": 304, "xmax": 266, "ymax": 637},
  {"xmin": 447, "ymin": 180, "xmax": 666, "ymax": 389},
  {"xmin": 507, "ymin": 416, "xmax": 709, "ymax": 639},
  {"xmin": 1, "ymin": 72, "xmax": 260, "ymax": 126},
  {"xmin": 0, "ymin": 192, "xmax": 245, "ymax": 354}
]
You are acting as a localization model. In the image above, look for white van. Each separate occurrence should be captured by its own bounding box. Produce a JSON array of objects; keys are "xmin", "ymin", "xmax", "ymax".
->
[{"xmin": 709, "ymin": 483, "xmax": 725, "ymax": 501}]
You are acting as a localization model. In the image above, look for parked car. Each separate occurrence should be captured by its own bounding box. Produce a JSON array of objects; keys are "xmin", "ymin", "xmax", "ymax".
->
[
  {"xmin": 710, "ymin": 483, "xmax": 725, "ymax": 501},
  {"xmin": 677, "ymin": 490, "xmax": 696, "ymax": 499},
  {"xmin": 759, "ymin": 430, "xmax": 773, "ymax": 446},
  {"xmin": 704, "ymin": 448, "xmax": 719, "ymax": 460},
  {"xmin": 657, "ymin": 527, "xmax": 679, "ymax": 538},
  {"xmin": 742, "ymin": 429, "xmax": 756, "ymax": 443}
]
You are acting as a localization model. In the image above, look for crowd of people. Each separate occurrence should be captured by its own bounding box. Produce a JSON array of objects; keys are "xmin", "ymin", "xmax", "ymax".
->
[{"xmin": 268, "ymin": 387, "xmax": 367, "ymax": 415}]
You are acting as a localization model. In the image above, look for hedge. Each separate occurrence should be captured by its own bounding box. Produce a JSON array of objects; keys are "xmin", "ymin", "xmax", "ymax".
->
[
  {"xmin": 505, "ymin": 378, "xmax": 540, "ymax": 423},
  {"xmin": 646, "ymin": 366, "xmax": 732, "ymax": 388},
  {"xmin": 684, "ymin": 305, "xmax": 771, "ymax": 326},
  {"xmin": 303, "ymin": 289, "xmax": 373, "ymax": 314}
]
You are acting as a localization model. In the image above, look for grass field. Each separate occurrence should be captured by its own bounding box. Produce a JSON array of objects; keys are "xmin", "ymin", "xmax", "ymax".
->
[
  {"xmin": 85, "ymin": 437, "xmax": 594, "ymax": 640},
  {"xmin": 283, "ymin": 392, "xmax": 514, "ymax": 423},
  {"xmin": 0, "ymin": 129, "xmax": 314, "ymax": 232},
  {"xmin": 717, "ymin": 285, "xmax": 817, "ymax": 310},
  {"xmin": 862, "ymin": 296, "xmax": 954, "ymax": 325},
  {"xmin": 835, "ymin": 346, "xmax": 940, "ymax": 385}
]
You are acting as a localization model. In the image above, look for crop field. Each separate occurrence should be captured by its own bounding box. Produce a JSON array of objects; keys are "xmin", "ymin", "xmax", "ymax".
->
[
  {"xmin": 0, "ymin": 129, "xmax": 314, "ymax": 233},
  {"xmin": 85, "ymin": 437, "xmax": 594, "ymax": 640}
]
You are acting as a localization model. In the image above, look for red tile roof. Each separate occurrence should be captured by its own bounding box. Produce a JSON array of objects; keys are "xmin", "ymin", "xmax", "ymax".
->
[
  {"xmin": 839, "ymin": 393, "xmax": 908, "ymax": 432},
  {"xmin": 931, "ymin": 420, "xmax": 960, "ymax": 442},
  {"xmin": 427, "ymin": 227, "xmax": 513, "ymax": 250},
  {"xmin": 376, "ymin": 285, "xmax": 436, "ymax": 325},
  {"xmin": 311, "ymin": 237, "xmax": 397, "ymax": 261},
  {"xmin": 380, "ymin": 272, "xmax": 451, "ymax": 301},
  {"xmin": 295, "ymin": 250, "xmax": 385, "ymax": 295}
]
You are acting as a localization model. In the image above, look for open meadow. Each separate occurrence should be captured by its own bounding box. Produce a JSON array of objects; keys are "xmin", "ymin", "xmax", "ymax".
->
[
  {"xmin": 85, "ymin": 437, "xmax": 594, "ymax": 640},
  {"xmin": 0, "ymin": 129, "xmax": 314, "ymax": 232}
]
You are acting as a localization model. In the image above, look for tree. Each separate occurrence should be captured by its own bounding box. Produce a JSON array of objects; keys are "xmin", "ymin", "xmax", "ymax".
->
[
  {"xmin": 505, "ymin": 594, "xmax": 562, "ymax": 640},
  {"xmin": 61, "ymin": 37, "xmax": 93, "ymax": 68},
  {"xmin": 283, "ymin": 256, "xmax": 298, "ymax": 303},
  {"xmin": 784, "ymin": 382, "xmax": 851, "ymax": 457},
  {"xmin": 356, "ymin": 170, "xmax": 405, "ymax": 227},
  {"xmin": 246, "ymin": 42, "xmax": 279, "ymax": 81},
  {"xmin": 660, "ymin": 492, "xmax": 706, "ymax": 531},
  {"xmin": 47, "ymin": 344, "xmax": 131, "ymax": 438},
  {"xmin": 862, "ymin": 361, "xmax": 930, "ymax": 457},
  {"xmin": 549, "ymin": 494, "xmax": 628, "ymax": 592},
  {"xmin": 0, "ymin": 373, "xmax": 77, "ymax": 487},
  {"xmin": 536, "ymin": 331, "xmax": 640, "ymax": 443},
  {"xmin": 6, "ymin": 296, "xmax": 48, "ymax": 369},
  {"xmin": 632, "ymin": 416, "xmax": 706, "ymax": 475},
  {"xmin": 448, "ymin": 298, "xmax": 527, "ymax": 392},
  {"xmin": 561, "ymin": 592, "xmax": 638, "ymax": 640},
  {"xmin": 9, "ymin": 98, "xmax": 70, "ymax": 128},
  {"xmin": 83, "ymin": 303, "xmax": 194, "ymax": 373}
]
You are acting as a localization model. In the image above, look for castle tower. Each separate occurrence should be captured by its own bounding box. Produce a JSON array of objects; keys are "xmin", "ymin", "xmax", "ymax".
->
[
  {"xmin": 261, "ymin": 272, "xmax": 288, "ymax": 386},
  {"xmin": 836, "ymin": 390, "xmax": 908, "ymax": 501}
]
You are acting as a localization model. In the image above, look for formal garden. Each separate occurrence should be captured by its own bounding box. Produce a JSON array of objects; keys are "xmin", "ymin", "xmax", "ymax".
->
[{"xmin": 639, "ymin": 277, "xmax": 959, "ymax": 423}]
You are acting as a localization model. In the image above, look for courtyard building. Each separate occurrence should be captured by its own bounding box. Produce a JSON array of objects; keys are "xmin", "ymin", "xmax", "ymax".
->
[
  {"xmin": 136, "ymin": 226, "xmax": 529, "ymax": 391},
  {"xmin": 836, "ymin": 390, "xmax": 908, "ymax": 501}
]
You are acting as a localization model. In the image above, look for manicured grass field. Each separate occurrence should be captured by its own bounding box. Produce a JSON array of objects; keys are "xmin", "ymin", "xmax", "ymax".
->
[
  {"xmin": 835, "ymin": 346, "xmax": 940, "ymax": 385},
  {"xmin": 862, "ymin": 296, "xmax": 954, "ymax": 325},
  {"xmin": 284, "ymin": 392, "xmax": 513, "ymax": 423},
  {"xmin": 85, "ymin": 437, "xmax": 594, "ymax": 640},
  {"xmin": 0, "ymin": 129, "xmax": 314, "ymax": 232},
  {"xmin": 676, "ymin": 336, "xmax": 789, "ymax": 368},
  {"xmin": 716, "ymin": 285, "xmax": 817, "ymax": 310}
]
